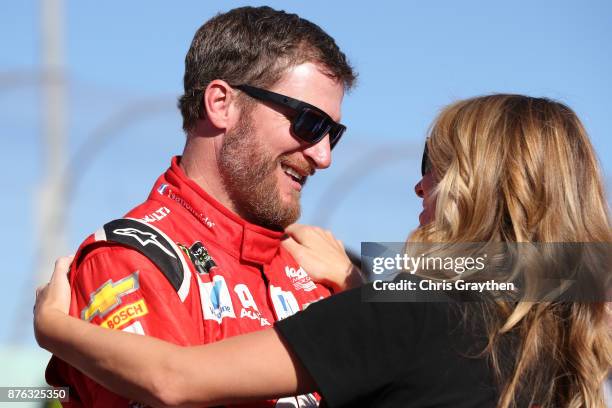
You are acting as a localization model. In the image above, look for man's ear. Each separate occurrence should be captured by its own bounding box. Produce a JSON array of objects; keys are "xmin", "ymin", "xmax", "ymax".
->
[{"xmin": 202, "ymin": 80, "xmax": 238, "ymax": 130}]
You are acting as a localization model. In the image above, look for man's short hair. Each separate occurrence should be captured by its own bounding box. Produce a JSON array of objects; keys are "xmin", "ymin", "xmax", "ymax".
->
[{"xmin": 178, "ymin": 6, "xmax": 356, "ymax": 132}]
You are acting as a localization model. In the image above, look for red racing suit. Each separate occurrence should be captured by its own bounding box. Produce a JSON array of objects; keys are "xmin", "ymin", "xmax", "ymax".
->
[{"xmin": 46, "ymin": 156, "xmax": 331, "ymax": 407}]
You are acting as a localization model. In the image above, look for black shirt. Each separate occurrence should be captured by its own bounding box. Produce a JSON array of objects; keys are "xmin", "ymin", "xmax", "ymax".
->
[{"xmin": 275, "ymin": 284, "xmax": 498, "ymax": 407}]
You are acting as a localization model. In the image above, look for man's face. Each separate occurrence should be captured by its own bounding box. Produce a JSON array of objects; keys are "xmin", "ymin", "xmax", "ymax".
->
[{"xmin": 219, "ymin": 62, "xmax": 345, "ymax": 230}]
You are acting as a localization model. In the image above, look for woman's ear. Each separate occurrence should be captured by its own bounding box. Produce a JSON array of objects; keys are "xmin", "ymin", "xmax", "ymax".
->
[{"xmin": 202, "ymin": 80, "xmax": 238, "ymax": 130}]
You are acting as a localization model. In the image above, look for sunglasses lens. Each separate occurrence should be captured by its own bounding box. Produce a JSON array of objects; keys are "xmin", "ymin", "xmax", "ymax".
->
[
  {"xmin": 329, "ymin": 126, "xmax": 346, "ymax": 149},
  {"xmin": 293, "ymin": 109, "xmax": 330, "ymax": 143},
  {"xmin": 421, "ymin": 144, "xmax": 430, "ymax": 176}
]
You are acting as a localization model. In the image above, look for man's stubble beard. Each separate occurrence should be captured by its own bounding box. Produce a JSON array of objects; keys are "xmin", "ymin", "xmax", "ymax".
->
[{"xmin": 219, "ymin": 111, "xmax": 301, "ymax": 231}]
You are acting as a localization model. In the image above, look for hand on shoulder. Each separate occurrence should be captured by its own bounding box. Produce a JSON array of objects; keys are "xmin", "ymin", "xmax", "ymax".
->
[{"xmin": 34, "ymin": 255, "xmax": 74, "ymax": 348}]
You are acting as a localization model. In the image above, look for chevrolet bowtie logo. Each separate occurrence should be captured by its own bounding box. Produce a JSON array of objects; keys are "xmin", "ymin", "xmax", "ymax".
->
[{"xmin": 81, "ymin": 272, "xmax": 140, "ymax": 321}]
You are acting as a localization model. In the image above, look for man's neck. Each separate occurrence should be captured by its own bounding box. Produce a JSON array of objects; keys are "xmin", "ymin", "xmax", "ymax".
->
[{"xmin": 180, "ymin": 133, "xmax": 238, "ymax": 215}]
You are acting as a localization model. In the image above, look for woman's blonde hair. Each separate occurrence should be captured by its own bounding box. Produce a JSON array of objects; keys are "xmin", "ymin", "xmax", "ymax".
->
[{"xmin": 410, "ymin": 94, "xmax": 611, "ymax": 407}]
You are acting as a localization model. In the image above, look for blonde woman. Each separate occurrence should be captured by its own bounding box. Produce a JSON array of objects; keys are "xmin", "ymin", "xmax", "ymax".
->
[{"xmin": 35, "ymin": 95, "xmax": 611, "ymax": 407}]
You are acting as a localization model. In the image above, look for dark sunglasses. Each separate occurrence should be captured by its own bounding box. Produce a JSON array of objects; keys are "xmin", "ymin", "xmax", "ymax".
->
[
  {"xmin": 421, "ymin": 140, "xmax": 431, "ymax": 176},
  {"xmin": 231, "ymin": 84, "xmax": 346, "ymax": 149}
]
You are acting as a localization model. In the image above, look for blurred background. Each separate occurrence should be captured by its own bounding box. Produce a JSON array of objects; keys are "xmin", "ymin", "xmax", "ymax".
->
[{"xmin": 1, "ymin": 0, "xmax": 611, "ymax": 406}]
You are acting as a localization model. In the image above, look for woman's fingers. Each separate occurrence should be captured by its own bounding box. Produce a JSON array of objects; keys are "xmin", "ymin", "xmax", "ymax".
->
[
  {"xmin": 281, "ymin": 237, "xmax": 307, "ymax": 263},
  {"xmin": 286, "ymin": 224, "xmax": 336, "ymax": 247},
  {"xmin": 283, "ymin": 225, "xmax": 358, "ymax": 292},
  {"xmin": 34, "ymin": 284, "xmax": 47, "ymax": 316},
  {"xmin": 52, "ymin": 255, "xmax": 74, "ymax": 281},
  {"xmin": 35, "ymin": 255, "xmax": 75, "ymax": 317},
  {"xmin": 284, "ymin": 224, "xmax": 308, "ymax": 244}
]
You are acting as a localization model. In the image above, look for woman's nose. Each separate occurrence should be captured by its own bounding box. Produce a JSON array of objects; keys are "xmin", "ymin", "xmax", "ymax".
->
[{"xmin": 415, "ymin": 179, "xmax": 424, "ymax": 198}]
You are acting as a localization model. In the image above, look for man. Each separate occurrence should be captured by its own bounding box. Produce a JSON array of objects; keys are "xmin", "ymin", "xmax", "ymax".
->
[{"xmin": 46, "ymin": 6, "xmax": 356, "ymax": 407}]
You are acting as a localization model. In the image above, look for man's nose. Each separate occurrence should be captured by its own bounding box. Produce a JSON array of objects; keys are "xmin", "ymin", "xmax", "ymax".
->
[
  {"xmin": 415, "ymin": 179, "xmax": 424, "ymax": 198},
  {"xmin": 302, "ymin": 135, "xmax": 332, "ymax": 169}
]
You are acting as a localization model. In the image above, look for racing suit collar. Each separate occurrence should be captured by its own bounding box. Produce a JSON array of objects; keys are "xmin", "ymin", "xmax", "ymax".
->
[{"xmin": 159, "ymin": 156, "xmax": 284, "ymax": 265}]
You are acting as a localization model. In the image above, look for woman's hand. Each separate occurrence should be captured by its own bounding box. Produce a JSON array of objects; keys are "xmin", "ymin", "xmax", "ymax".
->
[
  {"xmin": 34, "ymin": 255, "xmax": 74, "ymax": 348},
  {"xmin": 282, "ymin": 224, "xmax": 363, "ymax": 293}
]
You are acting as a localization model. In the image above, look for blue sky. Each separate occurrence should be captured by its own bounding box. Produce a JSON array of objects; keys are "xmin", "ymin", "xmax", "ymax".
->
[{"xmin": 1, "ymin": 0, "xmax": 611, "ymax": 346}]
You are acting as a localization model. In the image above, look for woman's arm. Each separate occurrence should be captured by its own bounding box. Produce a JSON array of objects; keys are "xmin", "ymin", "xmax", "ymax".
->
[{"xmin": 35, "ymin": 257, "xmax": 316, "ymax": 408}]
